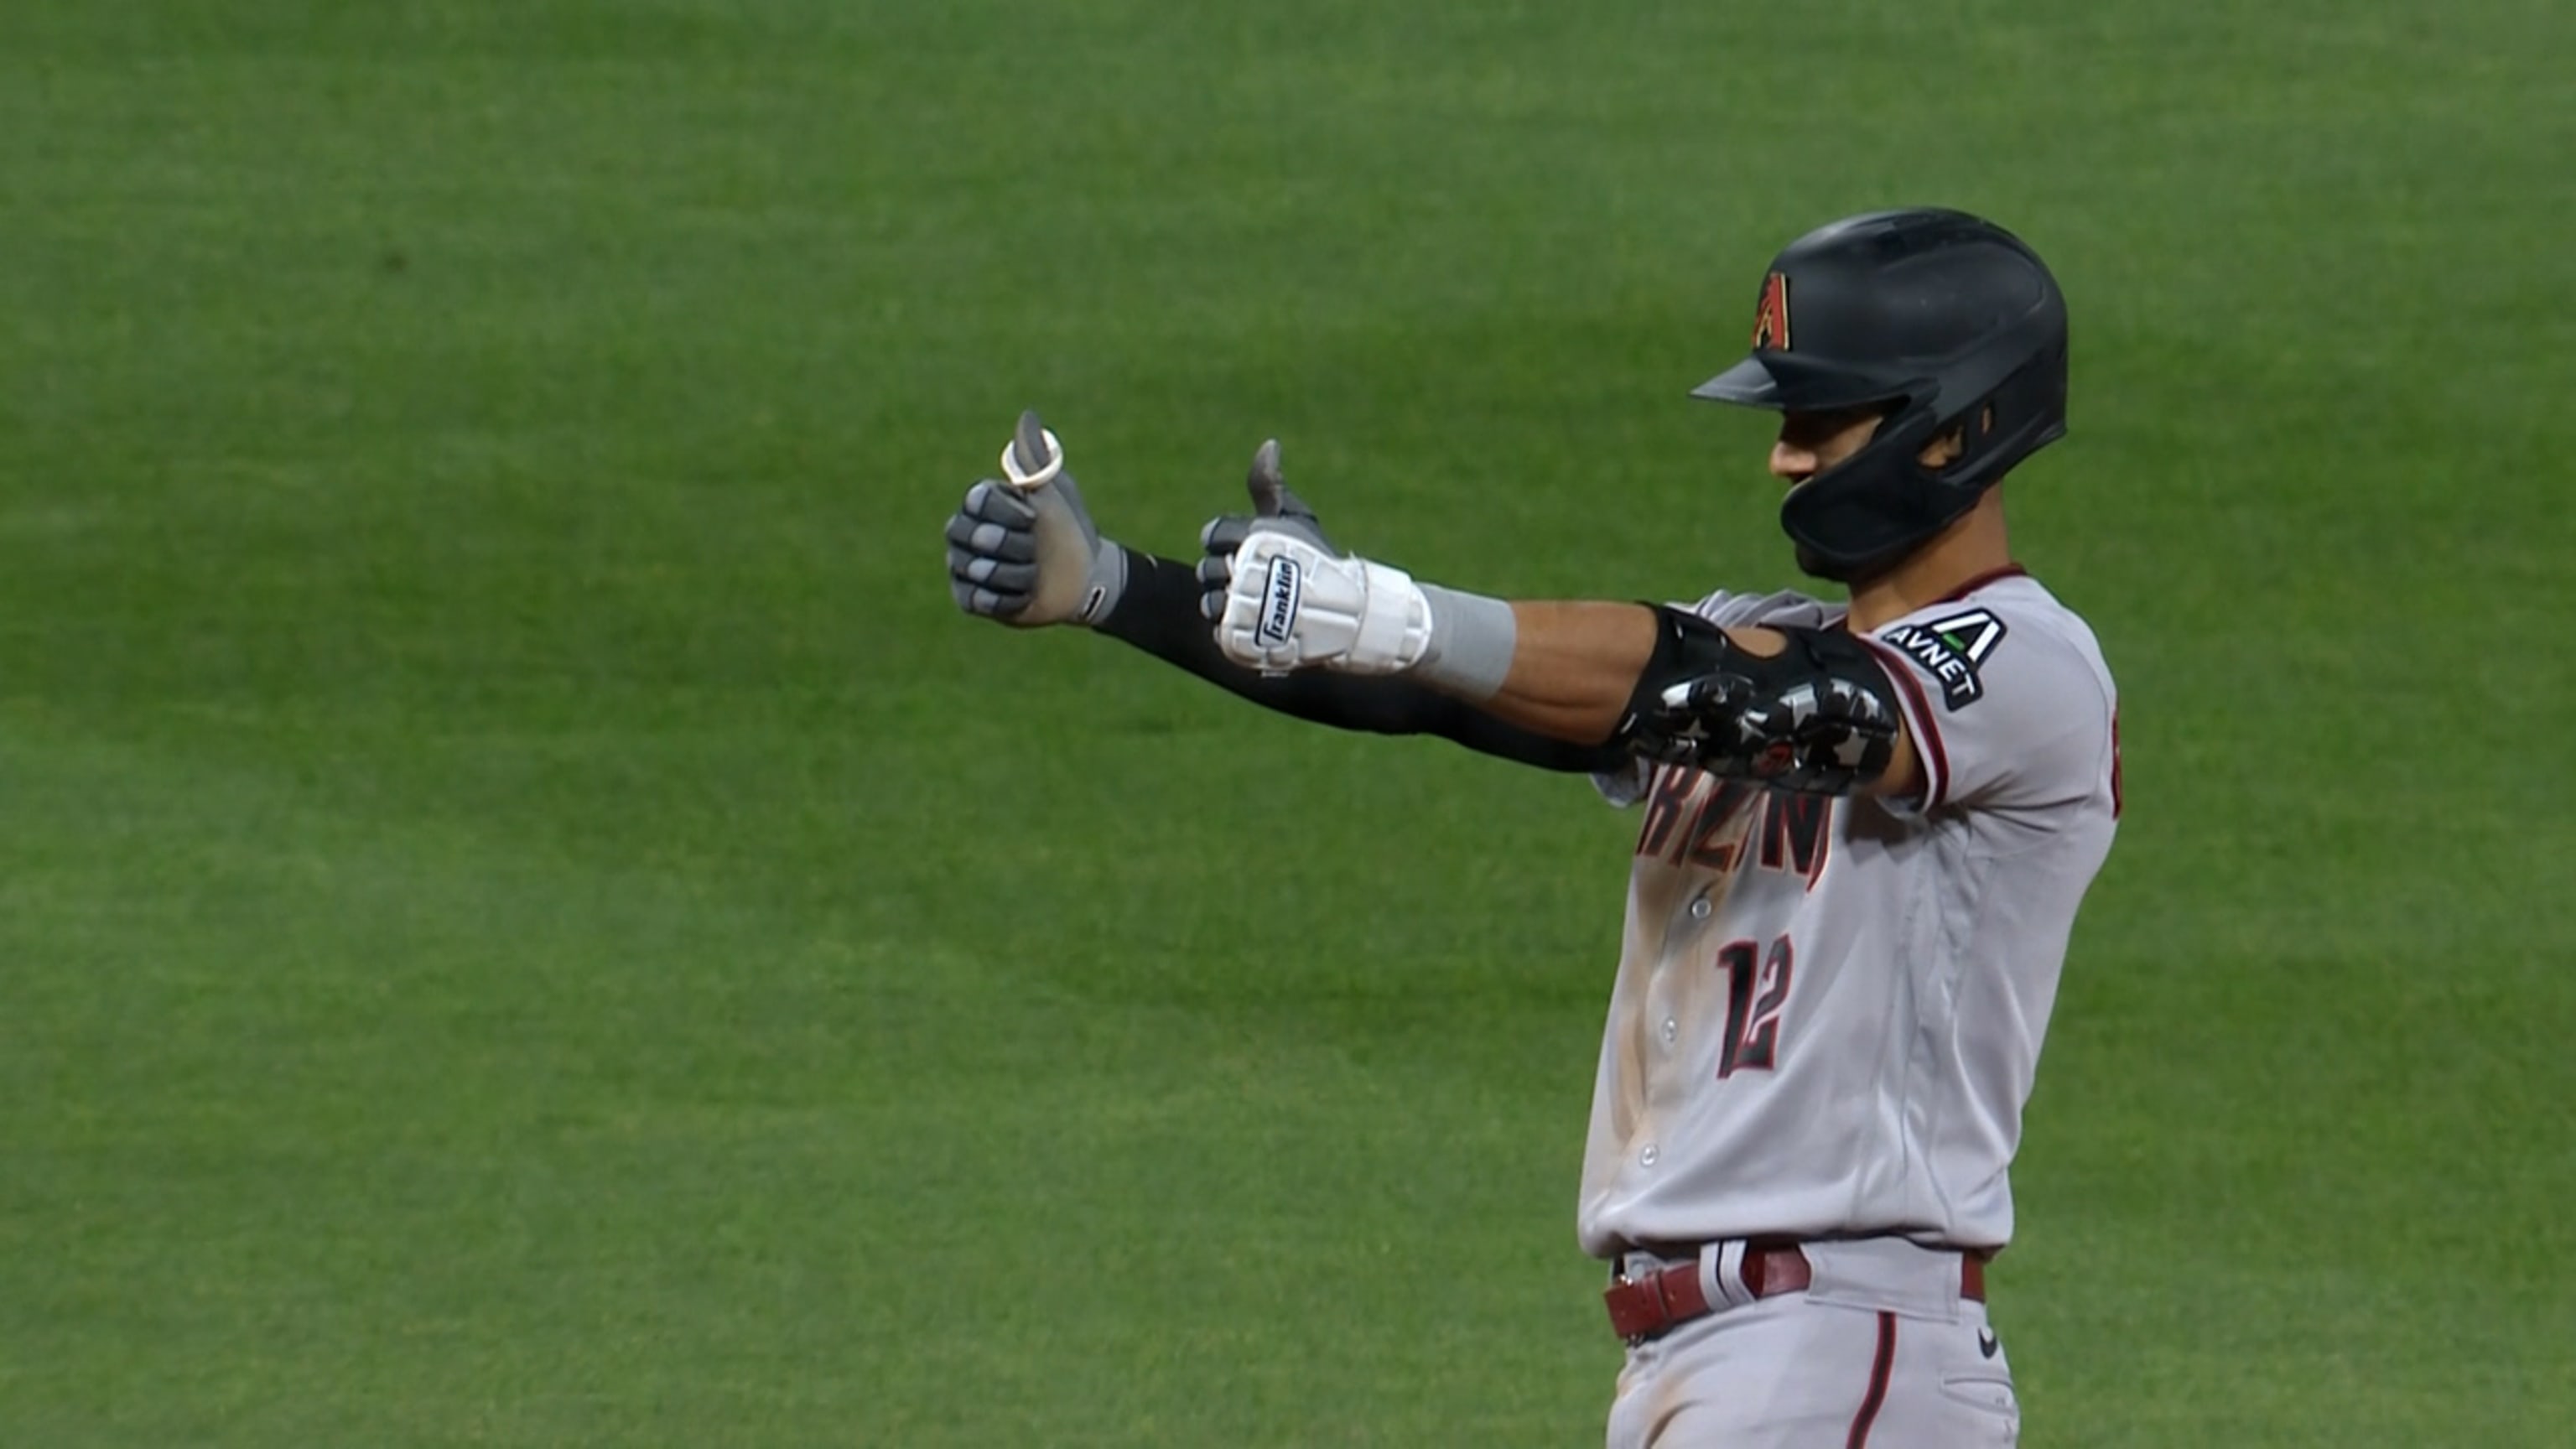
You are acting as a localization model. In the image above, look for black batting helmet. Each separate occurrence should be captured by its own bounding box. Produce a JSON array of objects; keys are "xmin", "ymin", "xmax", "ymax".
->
[{"xmin": 1693, "ymin": 209, "xmax": 2069, "ymax": 582}]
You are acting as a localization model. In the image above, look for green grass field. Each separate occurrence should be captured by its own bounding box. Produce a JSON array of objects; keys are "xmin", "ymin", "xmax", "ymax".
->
[{"xmin": 4, "ymin": 2, "xmax": 2572, "ymax": 1444}]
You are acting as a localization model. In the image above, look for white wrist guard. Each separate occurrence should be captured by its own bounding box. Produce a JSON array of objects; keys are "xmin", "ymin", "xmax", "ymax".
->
[{"xmin": 1217, "ymin": 530, "xmax": 1432, "ymax": 675}]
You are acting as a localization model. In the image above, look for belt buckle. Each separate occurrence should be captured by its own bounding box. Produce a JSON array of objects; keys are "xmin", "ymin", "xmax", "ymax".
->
[
  {"xmin": 1615, "ymin": 1287, "xmax": 1658, "ymax": 1348},
  {"xmin": 1614, "ymin": 1249, "xmax": 1666, "ymax": 1285},
  {"xmin": 1607, "ymin": 1256, "xmax": 1681, "ymax": 1346},
  {"xmin": 1618, "ymin": 1273, "xmax": 1655, "ymax": 1348}
]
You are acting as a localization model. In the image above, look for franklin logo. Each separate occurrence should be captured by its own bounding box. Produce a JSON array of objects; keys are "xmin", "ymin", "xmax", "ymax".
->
[
  {"xmin": 1256, "ymin": 556, "xmax": 1304, "ymax": 647},
  {"xmin": 1880, "ymin": 609, "xmax": 2008, "ymax": 709},
  {"xmin": 1751, "ymin": 271, "xmax": 1791, "ymax": 351}
]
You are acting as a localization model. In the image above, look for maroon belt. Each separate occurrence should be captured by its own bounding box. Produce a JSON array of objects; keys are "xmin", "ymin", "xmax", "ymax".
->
[{"xmin": 1604, "ymin": 1246, "xmax": 1987, "ymax": 1343}]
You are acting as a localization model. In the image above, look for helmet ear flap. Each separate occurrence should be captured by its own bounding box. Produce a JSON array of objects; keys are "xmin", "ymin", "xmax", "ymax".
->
[{"xmin": 1935, "ymin": 345, "xmax": 2069, "ymax": 492}]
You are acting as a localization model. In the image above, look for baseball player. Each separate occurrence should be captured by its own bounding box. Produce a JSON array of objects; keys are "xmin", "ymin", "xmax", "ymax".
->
[{"xmin": 945, "ymin": 208, "xmax": 2118, "ymax": 1446}]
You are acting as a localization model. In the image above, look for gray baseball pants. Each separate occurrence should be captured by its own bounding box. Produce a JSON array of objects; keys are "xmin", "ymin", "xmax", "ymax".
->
[{"xmin": 1605, "ymin": 1239, "xmax": 2018, "ymax": 1447}]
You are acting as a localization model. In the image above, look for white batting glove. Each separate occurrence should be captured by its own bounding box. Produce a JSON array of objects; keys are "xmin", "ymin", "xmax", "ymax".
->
[{"xmin": 1215, "ymin": 528, "xmax": 1435, "ymax": 675}]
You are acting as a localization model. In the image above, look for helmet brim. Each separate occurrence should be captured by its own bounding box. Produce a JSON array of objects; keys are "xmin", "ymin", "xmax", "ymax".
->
[{"xmin": 1691, "ymin": 353, "xmax": 1918, "ymax": 414}]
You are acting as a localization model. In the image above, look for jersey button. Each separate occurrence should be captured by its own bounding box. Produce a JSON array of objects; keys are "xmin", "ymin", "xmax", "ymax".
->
[
  {"xmin": 1688, "ymin": 897, "xmax": 1712, "ymax": 921},
  {"xmin": 1639, "ymin": 1144, "xmax": 1659, "ymax": 1167},
  {"xmin": 1661, "ymin": 1017, "xmax": 1679, "ymax": 1045}
]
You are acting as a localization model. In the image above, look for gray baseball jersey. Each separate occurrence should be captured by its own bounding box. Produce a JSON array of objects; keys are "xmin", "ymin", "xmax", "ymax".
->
[{"xmin": 1580, "ymin": 568, "xmax": 2119, "ymax": 1259}]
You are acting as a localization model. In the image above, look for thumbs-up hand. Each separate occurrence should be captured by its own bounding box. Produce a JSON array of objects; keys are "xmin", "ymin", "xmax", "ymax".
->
[
  {"xmin": 1196, "ymin": 440, "xmax": 1336, "ymax": 623},
  {"xmin": 1201, "ymin": 441, "xmax": 1436, "ymax": 677},
  {"xmin": 945, "ymin": 409, "xmax": 1128, "ymax": 627}
]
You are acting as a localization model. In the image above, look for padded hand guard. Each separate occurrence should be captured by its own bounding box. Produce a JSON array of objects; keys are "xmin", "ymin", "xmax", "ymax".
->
[
  {"xmin": 1622, "ymin": 610, "xmax": 1899, "ymax": 796},
  {"xmin": 1215, "ymin": 530, "xmax": 1434, "ymax": 675}
]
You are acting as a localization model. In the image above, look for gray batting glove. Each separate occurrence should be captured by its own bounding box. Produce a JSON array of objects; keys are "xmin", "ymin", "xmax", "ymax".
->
[
  {"xmin": 1196, "ymin": 439, "xmax": 1336, "ymax": 622},
  {"xmin": 945, "ymin": 413, "xmax": 1129, "ymax": 627}
]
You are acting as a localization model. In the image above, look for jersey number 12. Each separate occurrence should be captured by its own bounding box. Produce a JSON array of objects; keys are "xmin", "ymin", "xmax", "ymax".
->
[{"xmin": 1716, "ymin": 936, "xmax": 1794, "ymax": 1078}]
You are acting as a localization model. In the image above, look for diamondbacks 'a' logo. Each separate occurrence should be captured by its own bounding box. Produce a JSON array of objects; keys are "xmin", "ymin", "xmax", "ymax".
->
[
  {"xmin": 1879, "ymin": 608, "xmax": 2008, "ymax": 709},
  {"xmin": 1751, "ymin": 272, "xmax": 1791, "ymax": 351}
]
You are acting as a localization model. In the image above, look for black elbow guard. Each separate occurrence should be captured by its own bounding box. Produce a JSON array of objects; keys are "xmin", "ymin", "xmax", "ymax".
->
[{"xmin": 1615, "ymin": 608, "xmax": 1900, "ymax": 795}]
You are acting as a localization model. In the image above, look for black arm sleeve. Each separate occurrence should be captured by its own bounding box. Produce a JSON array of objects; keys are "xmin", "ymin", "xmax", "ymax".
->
[{"xmin": 1093, "ymin": 547, "xmax": 1628, "ymax": 775}]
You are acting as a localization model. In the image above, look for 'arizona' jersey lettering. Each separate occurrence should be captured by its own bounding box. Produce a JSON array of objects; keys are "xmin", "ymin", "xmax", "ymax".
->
[{"xmin": 1580, "ymin": 572, "xmax": 2118, "ymax": 1255}]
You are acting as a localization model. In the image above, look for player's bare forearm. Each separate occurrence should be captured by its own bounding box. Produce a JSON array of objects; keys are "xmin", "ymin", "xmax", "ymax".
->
[
  {"xmin": 1469, "ymin": 602, "xmax": 1659, "ymax": 743},
  {"xmin": 1466, "ymin": 604, "xmax": 1794, "ymax": 745}
]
